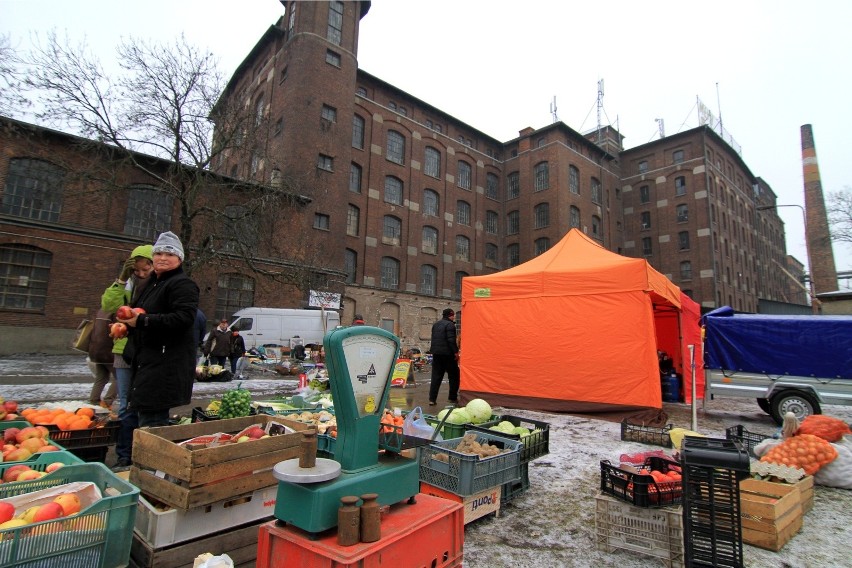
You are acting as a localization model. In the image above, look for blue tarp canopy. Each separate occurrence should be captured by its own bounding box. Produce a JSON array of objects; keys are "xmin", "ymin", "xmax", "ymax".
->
[{"xmin": 701, "ymin": 307, "xmax": 852, "ymax": 379}]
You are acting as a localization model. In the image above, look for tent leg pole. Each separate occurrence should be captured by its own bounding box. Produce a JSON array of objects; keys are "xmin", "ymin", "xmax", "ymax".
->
[{"xmin": 688, "ymin": 344, "xmax": 697, "ymax": 431}]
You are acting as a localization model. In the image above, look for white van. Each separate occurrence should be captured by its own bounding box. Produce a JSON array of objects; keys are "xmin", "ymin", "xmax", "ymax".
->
[{"xmin": 228, "ymin": 308, "xmax": 341, "ymax": 349}]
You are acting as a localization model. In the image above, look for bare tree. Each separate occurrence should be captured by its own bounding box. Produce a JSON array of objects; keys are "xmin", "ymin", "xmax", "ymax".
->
[
  {"xmin": 827, "ymin": 187, "xmax": 852, "ymax": 244},
  {"xmin": 0, "ymin": 33, "xmax": 29, "ymax": 117},
  {"xmin": 22, "ymin": 31, "xmax": 330, "ymax": 287}
]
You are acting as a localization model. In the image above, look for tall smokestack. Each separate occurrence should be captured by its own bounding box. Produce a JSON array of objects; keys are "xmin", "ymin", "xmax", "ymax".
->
[{"xmin": 801, "ymin": 124, "xmax": 838, "ymax": 296}]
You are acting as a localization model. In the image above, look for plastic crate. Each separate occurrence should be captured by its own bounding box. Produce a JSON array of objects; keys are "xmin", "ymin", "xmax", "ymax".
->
[
  {"xmin": 680, "ymin": 436, "xmax": 746, "ymax": 568},
  {"xmin": 600, "ymin": 456, "xmax": 683, "ymax": 508},
  {"xmin": 725, "ymin": 425, "xmax": 775, "ymax": 458},
  {"xmin": 0, "ymin": 451, "xmax": 83, "ymax": 481},
  {"xmin": 317, "ymin": 433, "xmax": 336, "ymax": 458},
  {"xmin": 0, "ymin": 421, "xmax": 33, "ymax": 430},
  {"xmin": 68, "ymin": 445, "xmax": 109, "ymax": 463},
  {"xmin": 501, "ymin": 461, "xmax": 530, "ymax": 505},
  {"xmin": 595, "ymin": 492, "xmax": 685, "ymax": 568},
  {"xmin": 0, "ymin": 462, "xmax": 140, "ymax": 568},
  {"xmin": 418, "ymin": 432, "xmax": 522, "ymax": 497},
  {"xmin": 469, "ymin": 415, "xmax": 550, "ymax": 463},
  {"xmin": 43, "ymin": 420, "xmax": 120, "ymax": 449},
  {"xmin": 620, "ymin": 420, "xmax": 674, "ymax": 448}
]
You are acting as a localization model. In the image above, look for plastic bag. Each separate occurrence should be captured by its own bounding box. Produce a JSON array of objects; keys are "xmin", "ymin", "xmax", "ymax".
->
[
  {"xmin": 403, "ymin": 406, "xmax": 441, "ymax": 441},
  {"xmin": 193, "ymin": 553, "xmax": 234, "ymax": 568}
]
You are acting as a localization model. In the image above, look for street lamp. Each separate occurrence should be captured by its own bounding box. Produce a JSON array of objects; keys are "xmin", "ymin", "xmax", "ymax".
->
[{"xmin": 756, "ymin": 204, "xmax": 818, "ymax": 312}]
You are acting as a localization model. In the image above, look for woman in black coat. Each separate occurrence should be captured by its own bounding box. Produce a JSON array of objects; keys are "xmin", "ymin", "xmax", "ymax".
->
[{"xmin": 119, "ymin": 231, "xmax": 199, "ymax": 427}]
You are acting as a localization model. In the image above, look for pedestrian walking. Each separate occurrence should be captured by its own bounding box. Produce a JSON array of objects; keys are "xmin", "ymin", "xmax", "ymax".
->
[
  {"xmin": 203, "ymin": 319, "xmax": 231, "ymax": 368},
  {"xmin": 428, "ymin": 308, "xmax": 460, "ymax": 406}
]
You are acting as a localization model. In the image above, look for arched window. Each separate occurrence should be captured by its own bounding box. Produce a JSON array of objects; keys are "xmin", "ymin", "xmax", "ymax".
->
[
  {"xmin": 456, "ymin": 200, "xmax": 471, "ymax": 226},
  {"xmin": 349, "ymin": 163, "xmax": 362, "ymax": 193},
  {"xmin": 423, "ymin": 189, "xmax": 439, "ymax": 217},
  {"xmin": 507, "ymin": 172, "xmax": 519, "ymax": 199},
  {"xmin": 347, "ymin": 205, "xmax": 360, "ymax": 236},
  {"xmin": 455, "ymin": 235, "xmax": 470, "ymax": 262},
  {"xmin": 534, "ymin": 203, "xmax": 549, "ymax": 229},
  {"xmin": 535, "ymin": 237, "xmax": 550, "ymax": 255},
  {"xmin": 422, "ymin": 226, "xmax": 438, "ymax": 255},
  {"xmin": 386, "ymin": 131, "xmax": 405, "ymax": 164},
  {"xmin": 352, "ymin": 115, "xmax": 365, "ymax": 149},
  {"xmin": 485, "ymin": 210, "xmax": 498, "ymax": 235},
  {"xmin": 569, "ymin": 165, "xmax": 579, "ymax": 195},
  {"xmin": 380, "ymin": 257, "xmax": 399, "ymax": 290},
  {"xmin": 382, "ymin": 215, "xmax": 401, "ymax": 244},
  {"xmin": 570, "ymin": 206, "xmax": 580, "ymax": 228},
  {"xmin": 591, "ymin": 215, "xmax": 601, "ymax": 238},
  {"xmin": 384, "ymin": 176, "xmax": 403, "ymax": 205},
  {"xmin": 2, "ymin": 158, "xmax": 65, "ymax": 222},
  {"xmin": 591, "ymin": 177, "xmax": 601, "ymax": 204},
  {"xmin": 420, "ymin": 265, "xmax": 437, "ymax": 295},
  {"xmin": 507, "ymin": 244, "xmax": 520, "ymax": 267},
  {"xmin": 344, "ymin": 249, "xmax": 357, "ymax": 284},
  {"xmin": 507, "ymin": 210, "xmax": 520, "ymax": 235},
  {"xmin": 424, "ymin": 147, "xmax": 441, "ymax": 178},
  {"xmin": 486, "ymin": 173, "xmax": 499, "ymax": 200},
  {"xmin": 457, "ymin": 161, "xmax": 472, "ymax": 190},
  {"xmin": 534, "ymin": 162, "xmax": 549, "ymax": 191},
  {"xmin": 215, "ymin": 273, "xmax": 255, "ymax": 321},
  {"xmin": 124, "ymin": 185, "xmax": 173, "ymax": 242},
  {"xmin": 0, "ymin": 244, "xmax": 51, "ymax": 311},
  {"xmin": 454, "ymin": 271, "xmax": 468, "ymax": 300},
  {"xmin": 485, "ymin": 243, "xmax": 498, "ymax": 265}
]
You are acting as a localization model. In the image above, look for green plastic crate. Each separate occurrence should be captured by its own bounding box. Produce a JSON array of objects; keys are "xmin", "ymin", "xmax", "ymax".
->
[
  {"xmin": 0, "ymin": 421, "xmax": 32, "ymax": 430},
  {"xmin": 0, "ymin": 451, "xmax": 83, "ymax": 480},
  {"xmin": 419, "ymin": 431, "xmax": 522, "ymax": 497},
  {"xmin": 0, "ymin": 462, "xmax": 140, "ymax": 568}
]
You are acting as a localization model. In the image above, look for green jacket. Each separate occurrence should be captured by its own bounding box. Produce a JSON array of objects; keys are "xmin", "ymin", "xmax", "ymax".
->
[{"xmin": 101, "ymin": 281, "xmax": 132, "ymax": 355}]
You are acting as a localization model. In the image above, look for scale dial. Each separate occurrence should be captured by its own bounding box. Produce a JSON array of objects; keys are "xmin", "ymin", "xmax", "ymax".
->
[{"xmin": 340, "ymin": 333, "xmax": 397, "ymax": 418}]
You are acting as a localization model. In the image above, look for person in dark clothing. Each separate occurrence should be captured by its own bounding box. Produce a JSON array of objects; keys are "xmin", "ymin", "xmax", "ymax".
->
[
  {"xmin": 229, "ymin": 330, "xmax": 246, "ymax": 375},
  {"xmin": 291, "ymin": 338, "xmax": 306, "ymax": 361},
  {"xmin": 428, "ymin": 308, "xmax": 460, "ymax": 406},
  {"xmin": 204, "ymin": 319, "xmax": 232, "ymax": 368},
  {"xmin": 118, "ymin": 231, "xmax": 199, "ymax": 427}
]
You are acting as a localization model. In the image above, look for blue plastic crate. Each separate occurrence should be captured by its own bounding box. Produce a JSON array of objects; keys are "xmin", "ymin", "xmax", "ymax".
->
[{"xmin": 419, "ymin": 432, "xmax": 522, "ymax": 497}]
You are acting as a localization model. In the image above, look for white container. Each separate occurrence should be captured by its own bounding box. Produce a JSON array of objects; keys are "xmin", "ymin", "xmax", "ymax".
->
[{"xmin": 134, "ymin": 485, "xmax": 277, "ymax": 548}]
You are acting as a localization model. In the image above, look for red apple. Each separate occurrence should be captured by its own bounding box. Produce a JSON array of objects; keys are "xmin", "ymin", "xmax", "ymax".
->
[
  {"xmin": 45, "ymin": 462, "xmax": 65, "ymax": 474},
  {"xmin": 3, "ymin": 428, "xmax": 20, "ymax": 444},
  {"xmin": 3, "ymin": 401, "xmax": 17, "ymax": 414},
  {"xmin": 3, "ymin": 414, "xmax": 18, "ymax": 421},
  {"xmin": 34, "ymin": 426, "xmax": 50, "ymax": 438},
  {"xmin": 115, "ymin": 306, "xmax": 134, "ymax": 320},
  {"xmin": 132, "ymin": 307, "xmax": 146, "ymax": 315},
  {"xmin": 0, "ymin": 502, "xmax": 14, "ymax": 524},
  {"xmin": 33, "ymin": 501, "xmax": 64, "ymax": 523},
  {"xmin": 246, "ymin": 427, "xmax": 266, "ymax": 439},
  {"xmin": 1, "ymin": 465, "xmax": 28, "ymax": 483},
  {"xmin": 5, "ymin": 448, "xmax": 33, "ymax": 462},
  {"xmin": 109, "ymin": 323, "xmax": 128, "ymax": 339}
]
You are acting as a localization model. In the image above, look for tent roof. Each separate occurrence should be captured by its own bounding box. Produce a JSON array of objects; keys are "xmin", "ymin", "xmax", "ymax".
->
[{"xmin": 463, "ymin": 229, "xmax": 681, "ymax": 308}]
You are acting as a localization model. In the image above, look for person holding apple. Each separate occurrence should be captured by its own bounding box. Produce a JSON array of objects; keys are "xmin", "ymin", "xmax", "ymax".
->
[
  {"xmin": 101, "ymin": 244, "xmax": 154, "ymax": 469},
  {"xmin": 118, "ymin": 231, "xmax": 199, "ymax": 429}
]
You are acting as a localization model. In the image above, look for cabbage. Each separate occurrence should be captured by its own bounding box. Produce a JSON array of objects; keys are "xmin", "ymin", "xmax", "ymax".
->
[
  {"xmin": 465, "ymin": 399, "xmax": 493, "ymax": 424},
  {"xmin": 513, "ymin": 426, "xmax": 530, "ymax": 437},
  {"xmin": 437, "ymin": 408, "xmax": 472, "ymax": 425}
]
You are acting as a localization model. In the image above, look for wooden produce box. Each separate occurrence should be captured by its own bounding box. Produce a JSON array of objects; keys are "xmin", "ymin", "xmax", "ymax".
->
[
  {"xmin": 793, "ymin": 475, "xmax": 814, "ymax": 514},
  {"xmin": 739, "ymin": 478, "xmax": 803, "ymax": 551},
  {"xmin": 130, "ymin": 519, "xmax": 263, "ymax": 568},
  {"xmin": 130, "ymin": 415, "xmax": 306, "ymax": 510},
  {"xmin": 420, "ymin": 482, "xmax": 501, "ymax": 525}
]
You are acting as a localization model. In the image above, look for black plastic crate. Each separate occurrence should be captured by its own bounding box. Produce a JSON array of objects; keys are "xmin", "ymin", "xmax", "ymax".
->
[
  {"xmin": 724, "ymin": 425, "xmax": 774, "ymax": 458},
  {"xmin": 680, "ymin": 436, "xmax": 750, "ymax": 473},
  {"xmin": 469, "ymin": 415, "xmax": 550, "ymax": 463},
  {"xmin": 43, "ymin": 419, "xmax": 120, "ymax": 449},
  {"xmin": 680, "ymin": 437, "xmax": 745, "ymax": 568},
  {"xmin": 67, "ymin": 445, "xmax": 109, "ymax": 463},
  {"xmin": 501, "ymin": 461, "xmax": 530, "ymax": 505},
  {"xmin": 620, "ymin": 420, "xmax": 673, "ymax": 448},
  {"xmin": 600, "ymin": 456, "xmax": 683, "ymax": 508}
]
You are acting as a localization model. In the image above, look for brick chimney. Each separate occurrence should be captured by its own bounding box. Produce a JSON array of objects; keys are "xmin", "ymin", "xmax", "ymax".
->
[{"xmin": 801, "ymin": 124, "xmax": 838, "ymax": 295}]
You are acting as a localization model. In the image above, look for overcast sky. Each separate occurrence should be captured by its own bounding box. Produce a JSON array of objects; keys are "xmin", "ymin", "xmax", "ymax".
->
[{"xmin": 3, "ymin": 0, "xmax": 850, "ymax": 277}]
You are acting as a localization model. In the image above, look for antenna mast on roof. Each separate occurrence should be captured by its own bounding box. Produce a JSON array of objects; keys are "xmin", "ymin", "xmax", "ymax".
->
[
  {"xmin": 596, "ymin": 79, "xmax": 605, "ymax": 143},
  {"xmin": 550, "ymin": 96, "xmax": 558, "ymax": 124},
  {"xmin": 655, "ymin": 118, "xmax": 665, "ymax": 139}
]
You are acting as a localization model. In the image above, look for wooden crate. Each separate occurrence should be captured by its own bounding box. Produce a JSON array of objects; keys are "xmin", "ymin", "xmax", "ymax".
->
[
  {"xmin": 793, "ymin": 475, "xmax": 814, "ymax": 514},
  {"xmin": 740, "ymin": 478, "xmax": 803, "ymax": 551},
  {"xmin": 130, "ymin": 415, "xmax": 306, "ymax": 509},
  {"xmin": 419, "ymin": 482, "xmax": 501, "ymax": 524},
  {"xmin": 130, "ymin": 519, "xmax": 263, "ymax": 568}
]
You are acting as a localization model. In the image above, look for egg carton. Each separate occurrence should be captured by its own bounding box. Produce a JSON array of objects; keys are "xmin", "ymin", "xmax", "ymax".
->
[{"xmin": 749, "ymin": 460, "xmax": 805, "ymax": 483}]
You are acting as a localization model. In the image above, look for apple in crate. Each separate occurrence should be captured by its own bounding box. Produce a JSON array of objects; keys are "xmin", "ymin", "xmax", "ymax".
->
[
  {"xmin": 16, "ymin": 469, "xmax": 43, "ymax": 482},
  {"xmin": 33, "ymin": 502, "xmax": 64, "ymax": 523},
  {"xmin": 36, "ymin": 445, "xmax": 60, "ymax": 453},
  {"xmin": 20, "ymin": 505, "xmax": 41, "ymax": 524},
  {"xmin": 15, "ymin": 427, "xmax": 44, "ymax": 444},
  {"xmin": 0, "ymin": 518, "xmax": 28, "ymax": 531},
  {"xmin": 45, "ymin": 462, "xmax": 65, "ymax": 473},
  {"xmin": 3, "ymin": 429, "xmax": 19, "ymax": 444},
  {"xmin": 0, "ymin": 502, "xmax": 14, "ymax": 524},
  {"xmin": 4, "ymin": 448, "xmax": 32, "ymax": 462},
  {"xmin": 19, "ymin": 437, "xmax": 46, "ymax": 454},
  {"xmin": 53, "ymin": 493, "xmax": 82, "ymax": 516},
  {"xmin": 246, "ymin": 426, "xmax": 266, "ymax": 439},
  {"xmin": 2, "ymin": 465, "xmax": 30, "ymax": 483},
  {"xmin": 3, "ymin": 402, "xmax": 17, "ymax": 414}
]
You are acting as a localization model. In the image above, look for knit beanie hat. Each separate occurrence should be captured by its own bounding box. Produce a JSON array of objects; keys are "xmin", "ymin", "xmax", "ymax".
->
[
  {"xmin": 152, "ymin": 231, "xmax": 184, "ymax": 261},
  {"xmin": 130, "ymin": 244, "xmax": 154, "ymax": 261}
]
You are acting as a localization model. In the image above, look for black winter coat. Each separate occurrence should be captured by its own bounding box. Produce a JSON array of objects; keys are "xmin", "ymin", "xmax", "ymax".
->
[
  {"xmin": 429, "ymin": 317, "xmax": 458, "ymax": 355},
  {"xmin": 127, "ymin": 265, "xmax": 199, "ymax": 412}
]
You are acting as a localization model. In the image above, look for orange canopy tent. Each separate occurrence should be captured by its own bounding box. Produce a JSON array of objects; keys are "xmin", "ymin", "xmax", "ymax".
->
[{"xmin": 459, "ymin": 229, "xmax": 704, "ymax": 413}]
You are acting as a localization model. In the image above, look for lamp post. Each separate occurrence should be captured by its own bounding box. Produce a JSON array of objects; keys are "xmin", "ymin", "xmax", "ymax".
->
[{"xmin": 756, "ymin": 204, "xmax": 818, "ymax": 313}]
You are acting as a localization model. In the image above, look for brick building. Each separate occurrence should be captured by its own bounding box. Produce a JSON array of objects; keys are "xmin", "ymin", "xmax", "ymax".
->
[{"xmin": 0, "ymin": 0, "xmax": 804, "ymax": 354}]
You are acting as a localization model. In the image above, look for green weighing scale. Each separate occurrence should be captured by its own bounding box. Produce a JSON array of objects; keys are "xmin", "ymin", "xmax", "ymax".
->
[{"xmin": 272, "ymin": 326, "xmax": 420, "ymax": 534}]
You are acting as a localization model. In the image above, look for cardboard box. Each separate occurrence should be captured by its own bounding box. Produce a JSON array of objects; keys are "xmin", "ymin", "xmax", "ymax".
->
[
  {"xmin": 130, "ymin": 415, "xmax": 306, "ymax": 509},
  {"xmin": 740, "ymin": 478, "xmax": 803, "ymax": 551},
  {"xmin": 420, "ymin": 482, "xmax": 501, "ymax": 524}
]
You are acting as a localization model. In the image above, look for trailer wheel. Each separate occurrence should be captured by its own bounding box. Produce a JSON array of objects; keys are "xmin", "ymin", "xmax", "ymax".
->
[{"xmin": 770, "ymin": 391, "xmax": 820, "ymax": 425}]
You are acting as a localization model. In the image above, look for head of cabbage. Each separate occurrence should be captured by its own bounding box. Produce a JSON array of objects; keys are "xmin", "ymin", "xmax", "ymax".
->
[
  {"xmin": 464, "ymin": 399, "xmax": 492, "ymax": 424},
  {"xmin": 437, "ymin": 407, "xmax": 472, "ymax": 425}
]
